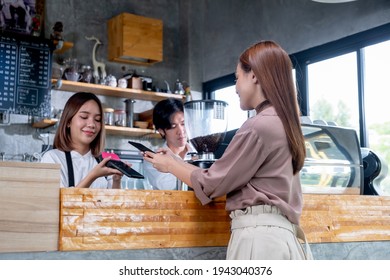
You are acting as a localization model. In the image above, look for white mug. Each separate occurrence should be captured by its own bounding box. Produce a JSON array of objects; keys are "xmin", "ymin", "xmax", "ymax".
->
[
  {"xmin": 65, "ymin": 71, "xmax": 81, "ymax": 82},
  {"xmin": 118, "ymin": 78, "xmax": 127, "ymax": 88}
]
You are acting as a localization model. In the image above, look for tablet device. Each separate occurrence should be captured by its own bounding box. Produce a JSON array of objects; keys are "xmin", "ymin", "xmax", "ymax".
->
[
  {"xmin": 98, "ymin": 152, "xmax": 144, "ymax": 179},
  {"xmin": 128, "ymin": 141, "xmax": 156, "ymax": 153}
]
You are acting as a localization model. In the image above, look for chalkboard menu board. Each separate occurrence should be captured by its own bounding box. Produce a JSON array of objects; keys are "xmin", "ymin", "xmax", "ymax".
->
[{"xmin": 0, "ymin": 32, "xmax": 52, "ymax": 117}]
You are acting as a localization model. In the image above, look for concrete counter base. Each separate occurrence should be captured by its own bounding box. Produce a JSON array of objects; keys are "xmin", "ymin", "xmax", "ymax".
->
[{"xmin": 2, "ymin": 242, "xmax": 390, "ymax": 260}]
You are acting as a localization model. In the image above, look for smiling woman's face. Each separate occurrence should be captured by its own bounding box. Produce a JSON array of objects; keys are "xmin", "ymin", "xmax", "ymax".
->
[{"xmin": 69, "ymin": 100, "xmax": 102, "ymax": 153}]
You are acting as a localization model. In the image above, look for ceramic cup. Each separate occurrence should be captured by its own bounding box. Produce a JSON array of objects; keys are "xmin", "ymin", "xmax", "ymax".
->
[
  {"xmin": 118, "ymin": 78, "xmax": 127, "ymax": 88},
  {"xmin": 65, "ymin": 71, "xmax": 82, "ymax": 82}
]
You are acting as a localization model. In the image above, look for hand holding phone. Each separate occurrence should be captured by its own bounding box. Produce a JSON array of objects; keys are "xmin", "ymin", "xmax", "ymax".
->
[
  {"xmin": 128, "ymin": 141, "xmax": 156, "ymax": 154},
  {"xmin": 99, "ymin": 152, "xmax": 144, "ymax": 179}
]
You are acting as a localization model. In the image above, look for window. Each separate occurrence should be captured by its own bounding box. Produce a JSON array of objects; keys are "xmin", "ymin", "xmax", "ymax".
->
[
  {"xmin": 214, "ymin": 85, "xmax": 248, "ymax": 131},
  {"xmin": 203, "ymin": 74, "xmax": 250, "ymax": 131},
  {"xmin": 203, "ymin": 23, "xmax": 390, "ymax": 195},
  {"xmin": 362, "ymin": 40, "xmax": 390, "ymax": 193},
  {"xmin": 307, "ymin": 52, "xmax": 359, "ymax": 132},
  {"xmin": 292, "ymin": 23, "xmax": 390, "ymax": 195}
]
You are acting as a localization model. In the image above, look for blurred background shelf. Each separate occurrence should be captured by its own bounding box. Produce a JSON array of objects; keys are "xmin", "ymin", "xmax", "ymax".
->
[
  {"xmin": 105, "ymin": 125, "xmax": 160, "ymax": 138},
  {"xmin": 31, "ymin": 121, "xmax": 160, "ymax": 138},
  {"xmin": 52, "ymin": 79, "xmax": 184, "ymax": 102},
  {"xmin": 32, "ymin": 118, "xmax": 58, "ymax": 129},
  {"xmin": 53, "ymin": 41, "xmax": 74, "ymax": 54}
]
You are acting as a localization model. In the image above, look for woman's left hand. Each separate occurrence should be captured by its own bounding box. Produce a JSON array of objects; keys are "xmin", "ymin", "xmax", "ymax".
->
[
  {"xmin": 112, "ymin": 173, "xmax": 123, "ymax": 182},
  {"xmin": 111, "ymin": 162, "xmax": 132, "ymax": 189},
  {"xmin": 112, "ymin": 162, "xmax": 132, "ymax": 179}
]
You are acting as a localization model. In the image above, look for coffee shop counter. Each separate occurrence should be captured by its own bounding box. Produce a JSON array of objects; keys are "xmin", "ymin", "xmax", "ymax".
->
[{"xmin": 1, "ymin": 161, "xmax": 390, "ymax": 260}]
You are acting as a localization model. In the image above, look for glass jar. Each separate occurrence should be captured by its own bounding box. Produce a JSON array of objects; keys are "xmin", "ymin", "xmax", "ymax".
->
[
  {"xmin": 80, "ymin": 65, "xmax": 93, "ymax": 83},
  {"xmin": 104, "ymin": 108, "xmax": 114, "ymax": 126},
  {"xmin": 114, "ymin": 109, "xmax": 126, "ymax": 126}
]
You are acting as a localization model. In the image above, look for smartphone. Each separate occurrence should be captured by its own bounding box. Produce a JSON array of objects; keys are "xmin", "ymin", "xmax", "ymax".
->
[
  {"xmin": 98, "ymin": 152, "xmax": 144, "ymax": 179},
  {"xmin": 128, "ymin": 141, "xmax": 156, "ymax": 154}
]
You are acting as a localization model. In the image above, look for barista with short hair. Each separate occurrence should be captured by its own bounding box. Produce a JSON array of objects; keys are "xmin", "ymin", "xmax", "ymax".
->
[{"xmin": 143, "ymin": 98, "xmax": 195, "ymax": 190}]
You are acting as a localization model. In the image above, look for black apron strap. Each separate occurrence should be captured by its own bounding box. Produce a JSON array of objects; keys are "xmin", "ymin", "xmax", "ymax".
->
[{"xmin": 65, "ymin": 151, "xmax": 75, "ymax": 187}]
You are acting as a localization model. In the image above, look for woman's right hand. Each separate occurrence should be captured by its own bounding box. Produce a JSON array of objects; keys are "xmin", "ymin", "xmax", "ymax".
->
[
  {"xmin": 75, "ymin": 157, "xmax": 123, "ymax": 188},
  {"xmin": 93, "ymin": 157, "xmax": 123, "ymax": 178}
]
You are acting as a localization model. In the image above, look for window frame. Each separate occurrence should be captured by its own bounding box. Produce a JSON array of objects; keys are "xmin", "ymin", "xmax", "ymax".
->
[
  {"xmin": 202, "ymin": 22, "xmax": 390, "ymax": 148},
  {"xmin": 290, "ymin": 22, "xmax": 390, "ymax": 147},
  {"xmin": 202, "ymin": 74, "xmax": 236, "ymax": 100}
]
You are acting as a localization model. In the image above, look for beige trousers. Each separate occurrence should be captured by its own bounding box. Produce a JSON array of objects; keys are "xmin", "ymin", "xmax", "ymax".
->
[{"xmin": 227, "ymin": 205, "xmax": 313, "ymax": 260}]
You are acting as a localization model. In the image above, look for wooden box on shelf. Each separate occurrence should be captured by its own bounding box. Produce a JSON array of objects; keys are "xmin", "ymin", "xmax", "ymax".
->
[{"xmin": 107, "ymin": 13, "xmax": 163, "ymax": 65}]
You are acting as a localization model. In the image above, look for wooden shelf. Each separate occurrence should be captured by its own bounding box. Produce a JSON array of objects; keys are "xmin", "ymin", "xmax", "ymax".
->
[
  {"xmin": 32, "ymin": 118, "xmax": 58, "ymax": 129},
  {"xmin": 50, "ymin": 79, "xmax": 177, "ymax": 138},
  {"xmin": 52, "ymin": 79, "xmax": 184, "ymax": 102},
  {"xmin": 53, "ymin": 41, "xmax": 74, "ymax": 54},
  {"xmin": 105, "ymin": 125, "xmax": 160, "ymax": 138},
  {"xmin": 31, "ymin": 120, "xmax": 159, "ymax": 138}
]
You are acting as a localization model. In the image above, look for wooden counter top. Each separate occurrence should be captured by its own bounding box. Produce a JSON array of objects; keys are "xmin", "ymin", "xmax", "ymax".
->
[
  {"xmin": 60, "ymin": 189, "xmax": 230, "ymax": 251},
  {"xmin": 59, "ymin": 189, "xmax": 390, "ymax": 251}
]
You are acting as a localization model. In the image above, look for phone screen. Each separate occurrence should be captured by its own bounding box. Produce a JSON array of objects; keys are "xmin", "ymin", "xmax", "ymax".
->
[
  {"xmin": 128, "ymin": 141, "xmax": 155, "ymax": 153},
  {"xmin": 98, "ymin": 153, "xmax": 144, "ymax": 179},
  {"xmin": 106, "ymin": 160, "xmax": 144, "ymax": 179}
]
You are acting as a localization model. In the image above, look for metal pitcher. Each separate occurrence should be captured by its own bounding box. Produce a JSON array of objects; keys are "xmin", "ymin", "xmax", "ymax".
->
[{"xmin": 124, "ymin": 99, "xmax": 136, "ymax": 127}]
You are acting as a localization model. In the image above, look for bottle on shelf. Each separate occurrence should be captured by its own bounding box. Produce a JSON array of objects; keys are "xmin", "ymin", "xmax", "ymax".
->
[
  {"xmin": 124, "ymin": 99, "xmax": 136, "ymax": 128},
  {"xmin": 184, "ymin": 86, "xmax": 192, "ymax": 102},
  {"xmin": 104, "ymin": 108, "xmax": 114, "ymax": 126},
  {"xmin": 174, "ymin": 79, "xmax": 184, "ymax": 95},
  {"xmin": 114, "ymin": 109, "xmax": 126, "ymax": 127}
]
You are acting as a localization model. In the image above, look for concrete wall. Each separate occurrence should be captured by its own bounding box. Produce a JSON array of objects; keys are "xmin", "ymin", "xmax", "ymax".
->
[
  {"xmin": 45, "ymin": 0, "xmax": 183, "ymax": 89},
  {"xmin": 2, "ymin": 0, "xmax": 390, "ymax": 157},
  {"xmin": 187, "ymin": 0, "xmax": 390, "ymax": 87},
  {"xmin": 45, "ymin": 0, "xmax": 390, "ymax": 90},
  {"xmin": 1, "ymin": 0, "xmax": 390, "ymax": 259}
]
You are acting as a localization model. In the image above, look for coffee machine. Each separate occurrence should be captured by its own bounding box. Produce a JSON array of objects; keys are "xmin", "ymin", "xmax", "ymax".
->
[{"xmin": 184, "ymin": 100, "xmax": 228, "ymax": 168}]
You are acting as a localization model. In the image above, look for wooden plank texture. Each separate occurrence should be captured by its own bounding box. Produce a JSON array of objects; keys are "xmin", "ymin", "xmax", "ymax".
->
[
  {"xmin": 301, "ymin": 194, "xmax": 390, "ymax": 243},
  {"xmin": 0, "ymin": 162, "xmax": 61, "ymax": 253},
  {"xmin": 60, "ymin": 189, "xmax": 230, "ymax": 251},
  {"xmin": 59, "ymin": 189, "xmax": 390, "ymax": 251}
]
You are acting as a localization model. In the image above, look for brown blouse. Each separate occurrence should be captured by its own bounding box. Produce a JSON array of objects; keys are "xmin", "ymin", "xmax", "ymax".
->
[{"xmin": 190, "ymin": 106, "xmax": 303, "ymax": 225}]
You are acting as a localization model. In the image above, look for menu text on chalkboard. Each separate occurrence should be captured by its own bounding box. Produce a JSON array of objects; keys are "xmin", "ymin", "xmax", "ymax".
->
[{"xmin": 0, "ymin": 32, "xmax": 52, "ymax": 117}]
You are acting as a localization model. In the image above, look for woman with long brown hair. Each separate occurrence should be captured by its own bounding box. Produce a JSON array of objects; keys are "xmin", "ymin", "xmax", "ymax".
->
[
  {"xmin": 41, "ymin": 92, "xmax": 122, "ymax": 188},
  {"xmin": 144, "ymin": 41, "xmax": 311, "ymax": 259}
]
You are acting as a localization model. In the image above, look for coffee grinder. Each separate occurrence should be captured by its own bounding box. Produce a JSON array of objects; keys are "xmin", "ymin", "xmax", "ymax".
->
[{"xmin": 184, "ymin": 100, "xmax": 228, "ymax": 168}]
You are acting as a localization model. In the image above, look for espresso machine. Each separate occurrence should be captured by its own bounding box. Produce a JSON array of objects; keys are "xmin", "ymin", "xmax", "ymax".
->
[{"xmin": 184, "ymin": 100, "xmax": 228, "ymax": 168}]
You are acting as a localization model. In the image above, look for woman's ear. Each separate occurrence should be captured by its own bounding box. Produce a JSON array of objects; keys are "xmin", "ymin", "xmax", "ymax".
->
[{"xmin": 251, "ymin": 70, "xmax": 258, "ymax": 84}]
